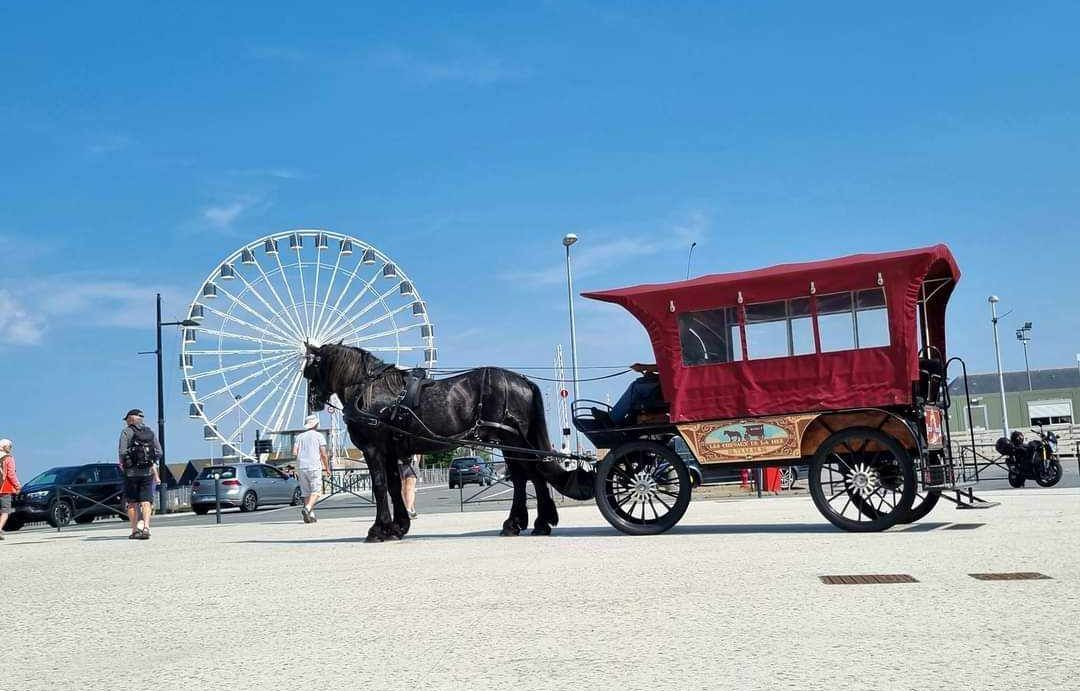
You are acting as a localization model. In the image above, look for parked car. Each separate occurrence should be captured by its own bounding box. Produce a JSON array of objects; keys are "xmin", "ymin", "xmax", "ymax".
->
[
  {"xmin": 7, "ymin": 463, "xmax": 127, "ymax": 529},
  {"xmin": 191, "ymin": 463, "xmax": 300, "ymax": 515},
  {"xmin": 777, "ymin": 465, "xmax": 808, "ymax": 490},
  {"xmin": 448, "ymin": 457, "xmax": 497, "ymax": 488}
]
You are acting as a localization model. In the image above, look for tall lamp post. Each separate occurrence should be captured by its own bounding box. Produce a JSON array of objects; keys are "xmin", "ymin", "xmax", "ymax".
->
[
  {"xmin": 563, "ymin": 233, "xmax": 582, "ymax": 453},
  {"xmin": 685, "ymin": 241, "xmax": 697, "ymax": 280},
  {"xmin": 1015, "ymin": 322, "xmax": 1033, "ymax": 391},
  {"xmin": 139, "ymin": 293, "xmax": 200, "ymax": 514},
  {"xmin": 988, "ymin": 296, "xmax": 1010, "ymax": 438}
]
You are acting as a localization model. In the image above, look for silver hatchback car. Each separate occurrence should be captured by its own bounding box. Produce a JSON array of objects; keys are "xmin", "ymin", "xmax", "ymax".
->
[{"xmin": 190, "ymin": 463, "xmax": 301, "ymax": 515}]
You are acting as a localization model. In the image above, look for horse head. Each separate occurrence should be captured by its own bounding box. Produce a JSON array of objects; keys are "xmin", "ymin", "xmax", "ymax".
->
[{"xmin": 303, "ymin": 343, "xmax": 329, "ymax": 413}]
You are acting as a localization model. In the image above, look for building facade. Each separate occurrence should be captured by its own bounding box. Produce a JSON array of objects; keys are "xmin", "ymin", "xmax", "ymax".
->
[{"xmin": 947, "ymin": 367, "xmax": 1079, "ymax": 435}]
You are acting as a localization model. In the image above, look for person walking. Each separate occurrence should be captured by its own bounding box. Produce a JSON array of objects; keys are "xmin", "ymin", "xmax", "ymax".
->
[
  {"xmin": 119, "ymin": 409, "xmax": 161, "ymax": 540},
  {"xmin": 293, "ymin": 414, "xmax": 330, "ymax": 523},
  {"xmin": 400, "ymin": 454, "xmax": 419, "ymax": 519},
  {"xmin": 0, "ymin": 439, "xmax": 21, "ymax": 540}
]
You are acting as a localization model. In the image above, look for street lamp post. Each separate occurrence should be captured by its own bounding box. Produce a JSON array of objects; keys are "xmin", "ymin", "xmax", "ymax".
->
[
  {"xmin": 989, "ymin": 296, "xmax": 1010, "ymax": 438},
  {"xmin": 139, "ymin": 293, "xmax": 200, "ymax": 514},
  {"xmin": 563, "ymin": 233, "xmax": 582, "ymax": 453},
  {"xmin": 685, "ymin": 241, "xmax": 697, "ymax": 280},
  {"xmin": 1015, "ymin": 322, "xmax": 1033, "ymax": 391}
]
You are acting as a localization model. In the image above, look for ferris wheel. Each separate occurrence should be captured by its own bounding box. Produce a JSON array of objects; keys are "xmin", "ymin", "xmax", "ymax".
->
[{"xmin": 180, "ymin": 230, "xmax": 437, "ymax": 459}]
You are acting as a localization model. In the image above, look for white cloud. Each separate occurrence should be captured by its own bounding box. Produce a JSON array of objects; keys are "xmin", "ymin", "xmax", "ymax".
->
[
  {"xmin": 201, "ymin": 194, "xmax": 264, "ymax": 230},
  {"xmin": 505, "ymin": 211, "xmax": 711, "ymax": 287},
  {"xmin": 87, "ymin": 134, "xmax": 132, "ymax": 155},
  {"xmin": 374, "ymin": 47, "xmax": 515, "ymax": 86},
  {"xmin": 0, "ymin": 289, "xmax": 45, "ymax": 345}
]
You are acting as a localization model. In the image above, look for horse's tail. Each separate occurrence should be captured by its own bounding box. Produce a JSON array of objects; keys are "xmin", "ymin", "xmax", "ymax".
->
[{"xmin": 527, "ymin": 380, "xmax": 595, "ymax": 501}]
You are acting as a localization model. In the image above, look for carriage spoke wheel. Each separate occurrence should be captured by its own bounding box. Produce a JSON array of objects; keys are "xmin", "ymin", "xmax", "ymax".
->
[
  {"xmin": 809, "ymin": 427, "xmax": 915, "ymax": 532},
  {"xmin": 595, "ymin": 440, "xmax": 691, "ymax": 536}
]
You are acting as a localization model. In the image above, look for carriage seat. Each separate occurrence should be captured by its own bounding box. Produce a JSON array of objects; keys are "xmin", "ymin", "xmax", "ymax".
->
[{"xmin": 916, "ymin": 357, "xmax": 946, "ymax": 405}]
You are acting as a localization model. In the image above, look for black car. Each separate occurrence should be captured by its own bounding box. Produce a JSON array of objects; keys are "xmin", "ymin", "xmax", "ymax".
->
[
  {"xmin": 448, "ymin": 457, "xmax": 497, "ymax": 488},
  {"xmin": 5, "ymin": 463, "xmax": 127, "ymax": 530}
]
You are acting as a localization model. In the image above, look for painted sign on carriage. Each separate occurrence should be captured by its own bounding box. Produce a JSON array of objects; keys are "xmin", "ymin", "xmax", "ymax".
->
[{"xmin": 678, "ymin": 414, "xmax": 818, "ymax": 463}]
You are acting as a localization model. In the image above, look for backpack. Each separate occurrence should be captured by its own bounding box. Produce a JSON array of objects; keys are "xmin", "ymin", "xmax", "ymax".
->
[{"xmin": 125, "ymin": 426, "xmax": 159, "ymax": 470}]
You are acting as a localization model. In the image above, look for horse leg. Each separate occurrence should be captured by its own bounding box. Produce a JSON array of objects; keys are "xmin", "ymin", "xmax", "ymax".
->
[
  {"xmin": 365, "ymin": 452, "xmax": 395, "ymax": 543},
  {"xmin": 530, "ymin": 470, "xmax": 559, "ymax": 536},
  {"xmin": 500, "ymin": 459, "xmax": 529, "ymax": 536},
  {"xmin": 386, "ymin": 456, "xmax": 410, "ymax": 538}
]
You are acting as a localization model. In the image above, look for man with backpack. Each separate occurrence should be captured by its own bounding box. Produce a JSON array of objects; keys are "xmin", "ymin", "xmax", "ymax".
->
[{"xmin": 119, "ymin": 409, "xmax": 161, "ymax": 540}]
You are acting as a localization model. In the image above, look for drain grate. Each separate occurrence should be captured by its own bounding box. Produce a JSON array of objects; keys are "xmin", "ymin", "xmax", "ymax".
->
[
  {"xmin": 944, "ymin": 523, "xmax": 984, "ymax": 530},
  {"xmin": 969, "ymin": 572, "xmax": 1051, "ymax": 581},
  {"xmin": 820, "ymin": 574, "xmax": 918, "ymax": 585}
]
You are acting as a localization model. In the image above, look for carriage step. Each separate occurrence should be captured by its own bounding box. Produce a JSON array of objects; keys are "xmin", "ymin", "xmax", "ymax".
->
[
  {"xmin": 955, "ymin": 499, "xmax": 1000, "ymax": 510},
  {"xmin": 938, "ymin": 488, "xmax": 999, "ymax": 510}
]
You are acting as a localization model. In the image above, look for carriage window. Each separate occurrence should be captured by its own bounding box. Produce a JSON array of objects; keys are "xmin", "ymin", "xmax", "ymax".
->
[
  {"xmin": 855, "ymin": 288, "xmax": 890, "ymax": 348},
  {"xmin": 790, "ymin": 297, "xmax": 815, "ymax": 355},
  {"xmin": 745, "ymin": 301, "xmax": 788, "ymax": 359},
  {"xmin": 679, "ymin": 307, "xmax": 741, "ymax": 366},
  {"xmin": 817, "ymin": 292, "xmax": 856, "ymax": 352}
]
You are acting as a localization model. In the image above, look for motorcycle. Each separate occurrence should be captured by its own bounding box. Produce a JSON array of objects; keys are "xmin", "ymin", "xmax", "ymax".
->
[{"xmin": 996, "ymin": 427, "xmax": 1064, "ymax": 488}]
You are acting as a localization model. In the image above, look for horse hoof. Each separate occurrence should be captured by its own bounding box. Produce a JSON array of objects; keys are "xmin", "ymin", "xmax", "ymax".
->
[
  {"xmin": 499, "ymin": 528, "xmax": 520, "ymax": 537},
  {"xmin": 365, "ymin": 535, "xmax": 383, "ymax": 543},
  {"xmin": 531, "ymin": 526, "xmax": 552, "ymax": 536}
]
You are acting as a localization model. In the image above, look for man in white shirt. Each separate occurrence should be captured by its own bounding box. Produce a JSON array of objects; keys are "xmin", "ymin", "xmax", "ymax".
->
[{"xmin": 293, "ymin": 414, "xmax": 330, "ymax": 523}]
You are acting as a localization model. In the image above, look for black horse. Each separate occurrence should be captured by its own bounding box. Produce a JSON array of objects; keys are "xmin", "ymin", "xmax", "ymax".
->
[{"xmin": 303, "ymin": 343, "xmax": 593, "ymax": 542}]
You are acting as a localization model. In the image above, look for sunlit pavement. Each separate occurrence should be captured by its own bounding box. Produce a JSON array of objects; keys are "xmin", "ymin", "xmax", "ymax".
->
[{"xmin": 3, "ymin": 487, "xmax": 1077, "ymax": 690}]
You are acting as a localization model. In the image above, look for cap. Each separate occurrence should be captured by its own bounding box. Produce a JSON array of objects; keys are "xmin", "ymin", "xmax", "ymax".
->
[
  {"xmin": 304, "ymin": 414, "xmax": 319, "ymax": 430},
  {"xmin": 124, "ymin": 409, "xmax": 145, "ymax": 420}
]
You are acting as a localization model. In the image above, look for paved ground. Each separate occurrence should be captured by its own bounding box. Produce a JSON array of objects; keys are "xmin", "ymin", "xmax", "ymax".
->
[{"xmin": 3, "ymin": 485, "xmax": 1077, "ymax": 690}]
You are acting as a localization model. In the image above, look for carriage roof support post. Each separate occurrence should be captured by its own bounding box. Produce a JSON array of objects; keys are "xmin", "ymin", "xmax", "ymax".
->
[
  {"xmin": 988, "ymin": 296, "xmax": 1010, "ymax": 438},
  {"xmin": 563, "ymin": 234, "xmax": 582, "ymax": 453}
]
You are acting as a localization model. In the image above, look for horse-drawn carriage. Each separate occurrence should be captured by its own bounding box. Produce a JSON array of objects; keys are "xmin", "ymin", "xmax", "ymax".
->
[{"xmin": 574, "ymin": 244, "xmax": 993, "ymax": 535}]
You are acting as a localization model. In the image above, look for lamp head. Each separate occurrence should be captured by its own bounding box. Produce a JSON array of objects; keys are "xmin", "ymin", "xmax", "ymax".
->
[
  {"xmin": 988, "ymin": 295, "xmax": 999, "ymax": 304},
  {"xmin": 562, "ymin": 233, "xmax": 578, "ymax": 247}
]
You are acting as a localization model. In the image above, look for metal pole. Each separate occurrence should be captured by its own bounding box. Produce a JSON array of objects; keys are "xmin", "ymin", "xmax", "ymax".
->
[
  {"xmin": 1022, "ymin": 340, "xmax": 1032, "ymax": 391},
  {"xmin": 564, "ymin": 241, "xmax": 582, "ymax": 453},
  {"xmin": 214, "ymin": 475, "xmax": 221, "ymax": 524},
  {"xmin": 686, "ymin": 241, "xmax": 697, "ymax": 280},
  {"xmin": 155, "ymin": 293, "xmax": 167, "ymax": 515},
  {"xmin": 989, "ymin": 297, "xmax": 1009, "ymax": 437}
]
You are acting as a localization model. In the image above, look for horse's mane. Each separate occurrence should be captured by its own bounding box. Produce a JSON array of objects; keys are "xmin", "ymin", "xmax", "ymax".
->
[{"xmin": 319, "ymin": 343, "xmax": 404, "ymax": 392}]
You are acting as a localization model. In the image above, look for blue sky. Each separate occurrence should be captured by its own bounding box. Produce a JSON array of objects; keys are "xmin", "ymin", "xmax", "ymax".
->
[{"xmin": 2, "ymin": 2, "xmax": 1079, "ymax": 477}]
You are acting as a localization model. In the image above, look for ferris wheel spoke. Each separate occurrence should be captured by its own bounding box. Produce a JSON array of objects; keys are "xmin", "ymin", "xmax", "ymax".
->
[
  {"xmin": 193, "ymin": 326, "xmax": 295, "ymax": 349},
  {"xmin": 316, "ymin": 269, "xmax": 385, "ymax": 343},
  {"xmin": 248, "ymin": 248, "xmax": 308, "ymax": 340},
  {"xmin": 311, "ymin": 245, "xmax": 343, "ymax": 341},
  {"xmin": 279, "ymin": 368, "xmax": 306, "ymax": 433},
  {"xmin": 197, "ymin": 301, "xmax": 300, "ymax": 348},
  {"xmin": 351, "ymin": 322, "xmax": 425, "ymax": 345},
  {"xmin": 215, "ymin": 279, "xmax": 304, "ymax": 343},
  {"xmin": 331, "ymin": 301, "xmax": 414, "ymax": 344},
  {"xmin": 207, "ymin": 360, "xmax": 296, "ymax": 426},
  {"xmin": 201, "ymin": 357, "xmax": 295, "ymax": 402},
  {"xmin": 293, "ymin": 249, "xmax": 312, "ymax": 336},
  {"xmin": 266, "ymin": 369, "xmax": 304, "ymax": 435},
  {"xmin": 273, "ymin": 251, "xmax": 308, "ymax": 340},
  {"xmin": 230, "ymin": 367, "xmax": 299, "ymax": 442},
  {"xmin": 185, "ymin": 347, "xmax": 295, "ymax": 356},
  {"xmin": 187, "ymin": 351, "xmax": 294, "ymax": 380},
  {"xmin": 311, "ymin": 243, "xmax": 324, "ymax": 336},
  {"xmin": 363, "ymin": 346, "xmax": 426, "ymax": 352},
  {"xmin": 317, "ymin": 248, "xmax": 377, "ymax": 338},
  {"xmin": 318, "ymin": 283, "xmax": 401, "ymax": 345}
]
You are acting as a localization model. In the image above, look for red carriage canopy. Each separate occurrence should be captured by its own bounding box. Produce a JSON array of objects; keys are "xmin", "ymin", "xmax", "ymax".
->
[{"xmin": 583, "ymin": 244, "xmax": 960, "ymax": 422}]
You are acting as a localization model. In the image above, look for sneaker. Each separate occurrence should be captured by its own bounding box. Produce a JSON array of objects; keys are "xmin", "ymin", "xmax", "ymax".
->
[
  {"xmin": 129, "ymin": 531, "xmax": 140, "ymax": 540},
  {"xmin": 301, "ymin": 507, "xmax": 312, "ymax": 523},
  {"xmin": 309, "ymin": 512, "xmax": 318, "ymax": 523},
  {"xmin": 408, "ymin": 511, "xmax": 417, "ymax": 519},
  {"xmin": 135, "ymin": 530, "xmax": 150, "ymax": 540}
]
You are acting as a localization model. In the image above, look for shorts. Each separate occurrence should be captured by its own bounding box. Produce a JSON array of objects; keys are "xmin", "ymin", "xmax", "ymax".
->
[
  {"xmin": 124, "ymin": 475, "xmax": 154, "ymax": 504},
  {"xmin": 400, "ymin": 462, "xmax": 417, "ymax": 480},
  {"xmin": 299, "ymin": 469, "xmax": 322, "ymax": 497},
  {"xmin": 0, "ymin": 494, "xmax": 12, "ymax": 514}
]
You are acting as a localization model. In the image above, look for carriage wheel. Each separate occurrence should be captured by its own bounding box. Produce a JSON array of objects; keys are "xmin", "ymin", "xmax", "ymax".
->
[
  {"xmin": 809, "ymin": 427, "xmax": 915, "ymax": 532},
  {"xmin": 846, "ymin": 461, "xmax": 940, "ymax": 525},
  {"xmin": 595, "ymin": 440, "xmax": 691, "ymax": 536}
]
